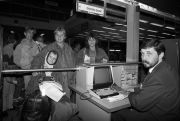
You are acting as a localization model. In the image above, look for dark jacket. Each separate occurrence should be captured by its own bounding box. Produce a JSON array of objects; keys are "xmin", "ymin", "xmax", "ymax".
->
[
  {"xmin": 129, "ymin": 61, "xmax": 180, "ymax": 121},
  {"xmin": 31, "ymin": 42, "xmax": 75, "ymax": 98},
  {"xmin": 77, "ymin": 47, "xmax": 108, "ymax": 65}
]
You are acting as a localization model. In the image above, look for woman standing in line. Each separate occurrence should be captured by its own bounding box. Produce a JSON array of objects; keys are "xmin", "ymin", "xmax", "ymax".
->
[{"xmin": 77, "ymin": 32, "xmax": 108, "ymax": 65}]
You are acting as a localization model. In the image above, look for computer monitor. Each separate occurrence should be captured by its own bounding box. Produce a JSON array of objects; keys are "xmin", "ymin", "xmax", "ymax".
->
[{"xmin": 93, "ymin": 66, "xmax": 113, "ymax": 89}]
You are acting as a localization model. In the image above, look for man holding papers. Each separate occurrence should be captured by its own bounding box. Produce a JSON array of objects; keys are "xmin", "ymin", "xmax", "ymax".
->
[{"xmin": 29, "ymin": 27, "xmax": 78, "ymax": 121}]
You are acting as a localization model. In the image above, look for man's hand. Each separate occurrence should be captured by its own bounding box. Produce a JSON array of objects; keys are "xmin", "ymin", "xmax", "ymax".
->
[{"xmin": 32, "ymin": 72, "xmax": 39, "ymax": 76}]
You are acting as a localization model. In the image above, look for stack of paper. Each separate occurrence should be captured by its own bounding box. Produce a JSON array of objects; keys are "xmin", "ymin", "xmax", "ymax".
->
[{"xmin": 39, "ymin": 81, "xmax": 66, "ymax": 102}]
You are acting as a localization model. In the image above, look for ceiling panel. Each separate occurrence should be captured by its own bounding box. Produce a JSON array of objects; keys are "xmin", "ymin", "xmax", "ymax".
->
[{"xmin": 0, "ymin": 0, "xmax": 179, "ymax": 43}]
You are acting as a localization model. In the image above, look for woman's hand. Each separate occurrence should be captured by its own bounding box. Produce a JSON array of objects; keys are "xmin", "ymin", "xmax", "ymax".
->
[
  {"xmin": 102, "ymin": 58, "xmax": 108, "ymax": 63},
  {"xmin": 84, "ymin": 55, "xmax": 90, "ymax": 63},
  {"xmin": 32, "ymin": 72, "xmax": 40, "ymax": 76}
]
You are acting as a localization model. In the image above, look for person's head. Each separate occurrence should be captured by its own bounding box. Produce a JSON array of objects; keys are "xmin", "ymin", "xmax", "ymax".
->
[
  {"xmin": 54, "ymin": 27, "xmax": 66, "ymax": 44},
  {"xmin": 7, "ymin": 33, "xmax": 16, "ymax": 44},
  {"xmin": 46, "ymin": 50, "xmax": 58, "ymax": 65},
  {"xmin": 24, "ymin": 26, "xmax": 36, "ymax": 40},
  {"xmin": 36, "ymin": 34, "xmax": 44, "ymax": 43},
  {"xmin": 86, "ymin": 32, "xmax": 98, "ymax": 49},
  {"xmin": 140, "ymin": 39, "xmax": 165, "ymax": 68},
  {"xmin": 74, "ymin": 43, "xmax": 81, "ymax": 52},
  {"xmin": 36, "ymin": 36, "xmax": 44, "ymax": 43}
]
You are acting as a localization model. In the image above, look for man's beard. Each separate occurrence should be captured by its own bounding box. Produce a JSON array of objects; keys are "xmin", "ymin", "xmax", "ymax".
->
[
  {"xmin": 142, "ymin": 60, "xmax": 158, "ymax": 68},
  {"xmin": 142, "ymin": 61, "xmax": 150, "ymax": 68}
]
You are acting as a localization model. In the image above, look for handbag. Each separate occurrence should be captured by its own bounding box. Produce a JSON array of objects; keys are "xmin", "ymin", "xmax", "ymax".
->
[{"xmin": 22, "ymin": 88, "xmax": 51, "ymax": 121}]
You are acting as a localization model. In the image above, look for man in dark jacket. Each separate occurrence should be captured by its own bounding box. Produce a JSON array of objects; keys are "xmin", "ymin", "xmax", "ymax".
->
[{"xmin": 112, "ymin": 39, "xmax": 180, "ymax": 121}]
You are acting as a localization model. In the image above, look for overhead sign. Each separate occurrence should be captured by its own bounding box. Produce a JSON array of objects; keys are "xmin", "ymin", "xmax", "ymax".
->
[{"xmin": 76, "ymin": 1, "xmax": 104, "ymax": 17}]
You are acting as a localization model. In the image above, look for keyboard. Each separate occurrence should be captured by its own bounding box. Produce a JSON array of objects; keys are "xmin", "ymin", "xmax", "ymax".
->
[
  {"xmin": 95, "ymin": 88, "xmax": 117, "ymax": 95},
  {"xmin": 91, "ymin": 88, "xmax": 119, "ymax": 99},
  {"xmin": 106, "ymin": 93, "xmax": 128, "ymax": 102}
]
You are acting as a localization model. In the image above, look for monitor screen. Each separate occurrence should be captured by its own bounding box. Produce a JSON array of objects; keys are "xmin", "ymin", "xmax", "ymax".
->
[{"xmin": 93, "ymin": 66, "xmax": 113, "ymax": 89}]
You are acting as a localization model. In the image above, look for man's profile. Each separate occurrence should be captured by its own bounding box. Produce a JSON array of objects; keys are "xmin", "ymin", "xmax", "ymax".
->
[{"xmin": 112, "ymin": 39, "xmax": 180, "ymax": 121}]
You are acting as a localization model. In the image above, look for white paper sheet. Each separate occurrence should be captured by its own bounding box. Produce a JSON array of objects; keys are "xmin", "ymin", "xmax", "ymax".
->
[{"xmin": 39, "ymin": 81, "xmax": 65, "ymax": 102}]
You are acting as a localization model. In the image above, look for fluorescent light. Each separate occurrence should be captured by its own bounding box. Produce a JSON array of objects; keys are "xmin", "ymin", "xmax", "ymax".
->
[
  {"xmin": 109, "ymin": 49, "xmax": 115, "ymax": 51},
  {"xmin": 115, "ymin": 23, "xmax": 123, "ymax": 26},
  {"xmin": 109, "ymin": 49, "xmax": 121, "ymax": 52},
  {"xmin": 150, "ymin": 23, "xmax": 163, "ymax": 27},
  {"xmin": 139, "ymin": 28, "xmax": 145, "ymax": 30},
  {"xmin": 115, "ymin": 23, "xmax": 127, "ymax": 27},
  {"xmin": 96, "ymin": 36, "xmax": 103, "ymax": 38},
  {"xmin": 146, "ymin": 38, "xmax": 153, "ymax": 39},
  {"xmin": 100, "ymin": 34, "xmax": 110, "ymax": 36},
  {"xmin": 40, "ymin": 33, "xmax": 45, "ymax": 36},
  {"xmin": 139, "ymin": 19, "xmax": 148, "ymax": 23},
  {"xmin": 92, "ymin": 30, "xmax": 105, "ymax": 33},
  {"xmin": 10, "ymin": 30, "xmax": 15, "ymax": 34},
  {"xmin": 112, "ymin": 36, "xmax": 122, "ymax": 38},
  {"xmin": 162, "ymin": 33, "xmax": 171, "ymax": 35},
  {"xmin": 159, "ymin": 36, "xmax": 165, "ymax": 38},
  {"xmin": 119, "ymin": 30, "xmax": 126, "ymax": 32},
  {"xmin": 165, "ymin": 26, "xmax": 175, "ymax": 30},
  {"xmin": 147, "ymin": 30, "xmax": 158, "ymax": 33},
  {"xmin": 104, "ymin": 36, "xmax": 113, "ymax": 39},
  {"xmin": 108, "ymin": 32, "xmax": 119, "ymax": 35},
  {"xmin": 102, "ymin": 26, "xmax": 116, "ymax": 31},
  {"xmin": 148, "ymin": 34, "xmax": 156, "ymax": 37}
]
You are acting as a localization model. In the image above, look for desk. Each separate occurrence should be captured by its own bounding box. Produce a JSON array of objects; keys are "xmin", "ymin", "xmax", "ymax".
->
[{"xmin": 69, "ymin": 84, "xmax": 131, "ymax": 121}]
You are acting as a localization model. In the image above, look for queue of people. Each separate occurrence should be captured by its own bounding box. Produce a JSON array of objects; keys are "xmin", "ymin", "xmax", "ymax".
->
[
  {"xmin": 2, "ymin": 25, "xmax": 110, "ymax": 121},
  {"xmin": 2, "ymin": 25, "xmax": 180, "ymax": 121}
]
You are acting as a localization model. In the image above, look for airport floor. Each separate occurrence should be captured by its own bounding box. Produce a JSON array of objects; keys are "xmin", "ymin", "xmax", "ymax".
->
[
  {"xmin": 2, "ymin": 108, "xmax": 82, "ymax": 121},
  {"xmin": 2, "ymin": 97, "xmax": 24, "ymax": 121},
  {"xmin": 2, "ymin": 100, "xmax": 82, "ymax": 121},
  {"xmin": 2, "ymin": 108, "xmax": 21, "ymax": 121}
]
